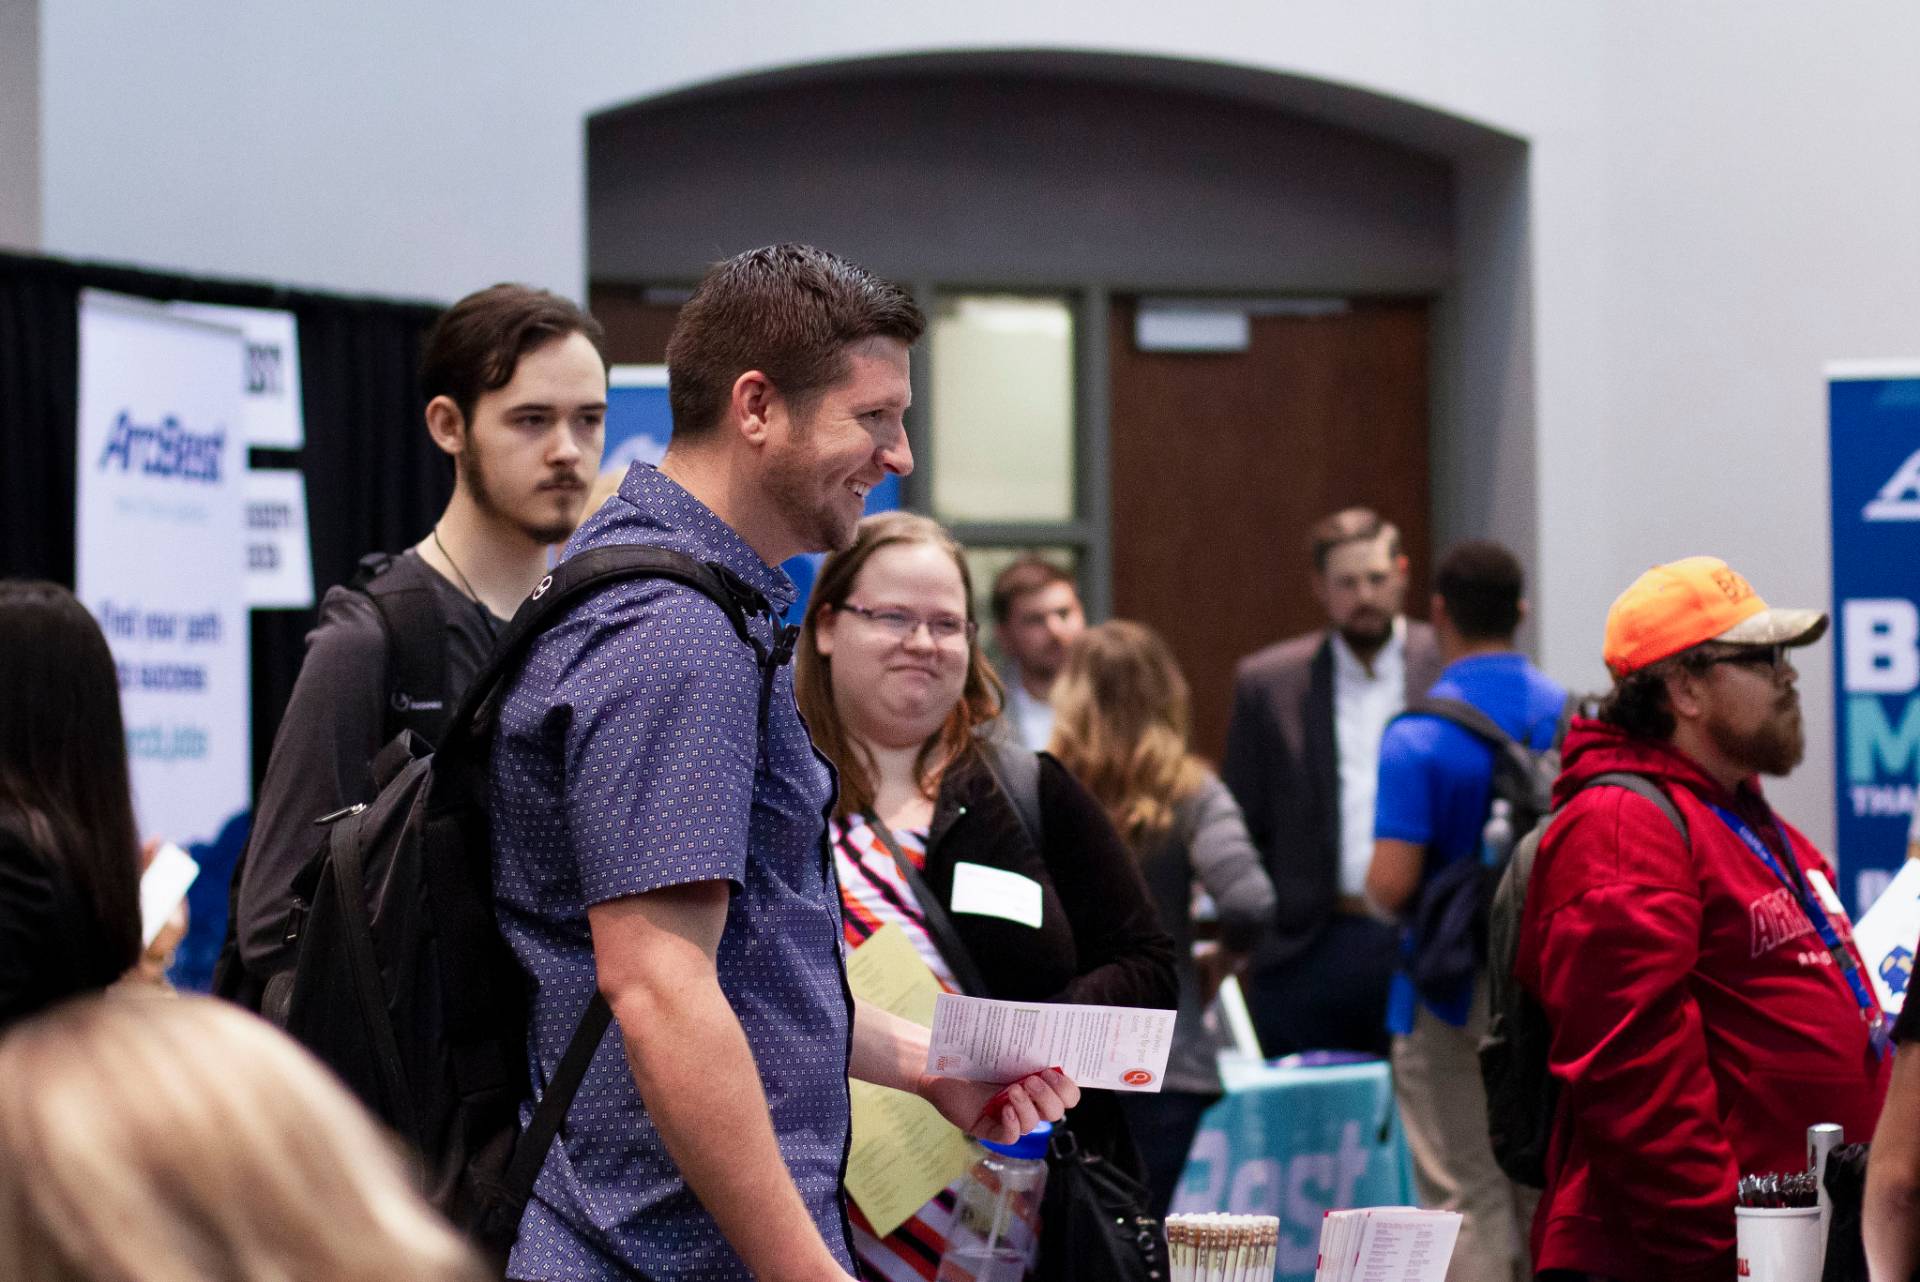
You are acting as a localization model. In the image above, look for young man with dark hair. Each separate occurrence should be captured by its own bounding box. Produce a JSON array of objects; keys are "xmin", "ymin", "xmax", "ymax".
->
[
  {"xmin": 223, "ymin": 284, "xmax": 609, "ymax": 1002},
  {"xmin": 1222, "ymin": 506, "xmax": 1443, "ymax": 1056},
  {"xmin": 989, "ymin": 555, "xmax": 1085, "ymax": 750},
  {"xmin": 1364, "ymin": 540, "xmax": 1564, "ymax": 1282},
  {"xmin": 1516, "ymin": 556, "xmax": 1889, "ymax": 1281},
  {"xmin": 490, "ymin": 244, "xmax": 1074, "ymax": 1282}
]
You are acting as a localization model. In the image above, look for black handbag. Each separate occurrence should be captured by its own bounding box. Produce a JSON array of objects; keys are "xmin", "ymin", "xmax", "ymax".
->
[
  {"xmin": 866, "ymin": 788, "xmax": 1168, "ymax": 1282},
  {"xmin": 1037, "ymin": 1125, "xmax": 1169, "ymax": 1282}
]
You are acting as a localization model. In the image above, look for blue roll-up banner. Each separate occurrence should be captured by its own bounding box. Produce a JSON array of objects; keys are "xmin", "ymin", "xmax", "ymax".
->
[
  {"xmin": 77, "ymin": 291, "xmax": 252, "ymax": 988},
  {"xmin": 602, "ymin": 364, "xmax": 900, "ymax": 622},
  {"xmin": 1829, "ymin": 362, "xmax": 1920, "ymax": 916}
]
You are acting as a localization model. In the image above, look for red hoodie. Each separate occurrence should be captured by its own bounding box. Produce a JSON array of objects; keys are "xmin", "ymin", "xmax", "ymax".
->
[{"xmin": 1515, "ymin": 719, "xmax": 1889, "ymax": 1281}]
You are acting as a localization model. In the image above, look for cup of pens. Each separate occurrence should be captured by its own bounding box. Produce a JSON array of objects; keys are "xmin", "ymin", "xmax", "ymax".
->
[
  {"xmin": 1735, "ymin": 1170, "xmax": 1822, "ymax": 1282},
  {"xmin": 1166, "ymin": 1213, "xmax": 1278, "ymax": 1282}
]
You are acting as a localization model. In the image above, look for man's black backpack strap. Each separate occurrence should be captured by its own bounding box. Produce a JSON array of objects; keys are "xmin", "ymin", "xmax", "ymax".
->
[
  {"xmin": 477, "ymin": 991, "xmax": 615, "ymax": 1244},
  {"xmin": 326, "ymin": 805, "xmax": 424, "ymax": 1141},
  {"xmin": 1401, "ymin": 695, "xmax": 1543, "ymax": 794},
  {"xmin": 353, "ymin": 551, "xmax": 456, "ymax": 747},
  {"xmin": 441, "ymin": 545, "xmax": 772, "ymax": 762}
]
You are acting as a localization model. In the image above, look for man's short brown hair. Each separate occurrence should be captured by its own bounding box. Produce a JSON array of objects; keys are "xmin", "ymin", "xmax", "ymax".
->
[
  {"xmin": 418, "ymin": 284, "xmax": 606, "ymax": 426},
  {"xmin": 665, "ymin": 244, "xmax": 925, "ymax": 442},
  {"xmin": 990, "ymin": 556, "xmax": 1076, "ymax": 626},
  {"xmin": 1308, "ymin": 506, "xmax": 1403, "ymax": 573}
]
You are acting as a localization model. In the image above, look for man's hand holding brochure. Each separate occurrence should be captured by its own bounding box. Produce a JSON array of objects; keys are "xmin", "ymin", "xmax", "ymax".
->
[{"xmin": 924, "ymin": 993, "xmax": 1178, "ymax": 1092}]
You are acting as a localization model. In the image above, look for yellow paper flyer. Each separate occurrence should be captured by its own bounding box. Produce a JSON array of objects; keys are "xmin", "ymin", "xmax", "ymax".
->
[{"xmin": 844, "ymin": 924, "xmax": 980, "ymax": 1238}]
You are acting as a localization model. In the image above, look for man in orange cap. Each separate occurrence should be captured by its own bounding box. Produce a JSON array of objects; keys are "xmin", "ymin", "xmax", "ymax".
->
[{"xmin": 1516, "ymin": 557, "xmax": 1891, "ymax": 1282}]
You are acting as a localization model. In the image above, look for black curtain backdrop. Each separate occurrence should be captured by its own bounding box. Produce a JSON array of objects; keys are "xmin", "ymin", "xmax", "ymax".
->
[{"xmin": 0, "ymin": 250, "xmax": 450, "ymax": 793}]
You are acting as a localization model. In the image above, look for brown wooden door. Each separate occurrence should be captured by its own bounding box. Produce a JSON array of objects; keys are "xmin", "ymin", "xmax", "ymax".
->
[
  {"xmin": 1108, "ymin": 297, "xmax": 1432, "ymax": 764},
  {"xmin": 588, "ymin": 283, "xmax": 682, "ymax": 363}
]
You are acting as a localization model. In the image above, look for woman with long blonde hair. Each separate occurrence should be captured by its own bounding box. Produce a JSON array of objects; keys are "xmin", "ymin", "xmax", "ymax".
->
[
  {"xmin": 1049, "ymin": 620, "xmax": 1276, "ymax": 1217},
  {"xmin": 796, "ymin": 512, "xmax": 1175, "ymax": 1280},
  {"xmin": 0, "ymin": 992, "xmax": 487, "ymax": 1282}
]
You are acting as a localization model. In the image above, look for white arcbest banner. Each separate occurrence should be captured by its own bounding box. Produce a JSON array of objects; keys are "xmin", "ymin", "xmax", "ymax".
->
[{"xmin": 76, "ymin": 290, "xmax": 250, "ymax": 855}]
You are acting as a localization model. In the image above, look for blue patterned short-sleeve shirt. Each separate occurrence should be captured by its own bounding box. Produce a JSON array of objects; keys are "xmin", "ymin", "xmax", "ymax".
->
[{"xmin": 492, "ymin": 463, "xmax": 853, "ymax": 1281}]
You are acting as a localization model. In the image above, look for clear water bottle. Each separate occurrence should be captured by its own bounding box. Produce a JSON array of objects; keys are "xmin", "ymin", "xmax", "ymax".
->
[
  {"xmin": 935, "ymin": 1122, "xmax": 1051, "ymax": 1282},
  {"xmin": 1481, "ymin": 797, "xmax": 1515, "ymax": 868}
]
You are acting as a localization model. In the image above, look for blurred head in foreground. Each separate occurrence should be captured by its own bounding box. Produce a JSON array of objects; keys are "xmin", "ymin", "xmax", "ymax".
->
[{"xmin": 0, "ymin": 992, "xmax": 486, "ymax": 1282}]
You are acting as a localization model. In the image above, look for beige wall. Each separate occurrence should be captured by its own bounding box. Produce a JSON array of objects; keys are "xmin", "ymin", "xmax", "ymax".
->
[{"xmin": 32, "ymin": 0, "xmax": 1920, "ymax": 850}]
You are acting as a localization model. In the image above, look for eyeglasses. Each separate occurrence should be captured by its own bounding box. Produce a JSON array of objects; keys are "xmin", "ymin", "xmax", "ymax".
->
[
  {"xmin": 1700, "ymin": 644, "xmax": 1790, "ymax": 675},
  {"xmin": 836, "ymin": 602, "xmax": 977, "ymax": 647}
]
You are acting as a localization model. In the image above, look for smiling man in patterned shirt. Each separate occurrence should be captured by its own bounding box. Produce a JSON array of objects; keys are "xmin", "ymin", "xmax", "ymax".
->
[{"xmin": 490, "ymin": 245, "xmax": 1076, "ymax": 1282}]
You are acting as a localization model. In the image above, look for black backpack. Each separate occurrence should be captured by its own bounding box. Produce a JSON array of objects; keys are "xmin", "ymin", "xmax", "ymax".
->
[
  {"xmin": 269, "ymin": 544, "xmax": 795, "ymax": 1262},
  {"xmin": 211, "ymin": 550, "xmax": 471, "ymax": 1009},
  {"xmin": 1395, "ymin": 695, "xmax": 1575, "ymax": 1005},
  {"xmin": 1478, "ymin": 771, "xmax": 1688, "ymax": 1187}
]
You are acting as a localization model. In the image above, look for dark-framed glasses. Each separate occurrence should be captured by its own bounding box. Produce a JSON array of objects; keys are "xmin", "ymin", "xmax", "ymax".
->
[
  {"xmin": 837, "ymin": 602, "xmax": 977, "ymax": 647},
  {"xmin": 1703, "ymin": 643, "xmax": 1790, "ymax": 675}
]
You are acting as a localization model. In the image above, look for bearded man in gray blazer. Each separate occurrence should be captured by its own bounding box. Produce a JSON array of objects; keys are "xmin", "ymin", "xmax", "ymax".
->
[{"xmin": 1221, "ymin": 508, "xmax": 1443, "ymax": 1056}]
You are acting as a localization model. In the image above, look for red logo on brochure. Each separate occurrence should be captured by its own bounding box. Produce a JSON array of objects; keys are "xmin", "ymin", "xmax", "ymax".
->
[{"xmin": 1121, "ymin": 1069, "xmax": 1154, "ymax": 1087}]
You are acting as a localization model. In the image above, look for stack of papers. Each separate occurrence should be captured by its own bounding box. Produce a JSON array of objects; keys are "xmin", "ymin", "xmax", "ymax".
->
[{"xmin": 1313, "ymin": 1208, "xmax": 1461, "ymax": 1282}]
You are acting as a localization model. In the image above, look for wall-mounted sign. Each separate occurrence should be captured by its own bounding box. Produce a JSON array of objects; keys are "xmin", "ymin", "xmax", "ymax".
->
[
  {"xmin": 245, "ymin": 467, "xmax": 314, "ymax": 609},
  {"xmin": 171, "ymin": 302, "xmax": 304, "ymax": 449}
]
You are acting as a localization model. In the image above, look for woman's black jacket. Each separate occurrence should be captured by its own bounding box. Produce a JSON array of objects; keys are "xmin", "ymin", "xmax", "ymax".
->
[{"xmin": 915, "ymin": 749, "xmax": 1178, "ymax": 1167}]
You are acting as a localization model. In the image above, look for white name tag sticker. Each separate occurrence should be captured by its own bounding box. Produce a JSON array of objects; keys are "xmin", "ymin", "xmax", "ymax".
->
[
  {"xmin": 949, "ymin": 863, "xmax": 1044, "ymax": 929},
  {"xmin": 140, "ymin": 842, "xmax": 199, "ymax": 948},
  {"xmin": 1809, "ymin": 869, "xmax": 1848, "ymax": 920}
]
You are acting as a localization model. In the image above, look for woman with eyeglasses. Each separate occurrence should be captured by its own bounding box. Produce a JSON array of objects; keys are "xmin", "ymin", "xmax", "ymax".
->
[{"xmin": 795, "ymin": 512, "xmax": 1176, "ymax": 1282}]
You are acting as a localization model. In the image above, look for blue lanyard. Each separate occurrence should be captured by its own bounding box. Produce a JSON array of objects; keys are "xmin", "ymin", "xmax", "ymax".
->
[{"xmin": 1708, "ymin": 803, "xmax": 1889, "ymax": 1058}]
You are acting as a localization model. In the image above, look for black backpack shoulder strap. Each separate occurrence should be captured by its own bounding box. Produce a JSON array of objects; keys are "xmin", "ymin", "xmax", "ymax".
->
[
  {"xmin": 1572, "ymin": 771, "xmax": 1688, "ymax": 842},
  {"xmin": 353, "ymin": 551, "xmax": 454, "ymax": 746},
  {"xmin": 978, "ymin": 736, "xmax": 1044, "ymax": 852},
  {"xmin": 1401, "ymin": 696, "xmax": 1546, "ymax": 806},
  {"xmin": 1401, "ymin": 695, "xmax": 1514, "ymax": 748},
  {"xmin": 1552, "ymin": 692, "xmax": 1582, "ymax": 749},
  {"xmin": 439, "ymin": 544, "xmax": 769, "ymax": 763}
]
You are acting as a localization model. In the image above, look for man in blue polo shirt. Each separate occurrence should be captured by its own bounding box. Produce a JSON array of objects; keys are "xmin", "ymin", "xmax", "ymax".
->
[
  {"xmin": 1365, "ymin": 540, "xmax": 1565, "ymax": 1282},
  {"xmin": 491, "ymin": 245, "xmax": 1075, "ymax": 1282}
]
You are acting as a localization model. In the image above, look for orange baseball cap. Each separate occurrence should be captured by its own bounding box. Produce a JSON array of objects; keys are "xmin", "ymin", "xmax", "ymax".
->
[{"xmin": 1603, "ymin": 556, "xmax": 1828, "ymax": 676}]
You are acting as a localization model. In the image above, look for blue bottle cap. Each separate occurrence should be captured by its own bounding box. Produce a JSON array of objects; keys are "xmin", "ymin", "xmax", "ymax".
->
[{"xmin": 979, "ymin": 1120, "xmax": 1052, "ymax": 1160}]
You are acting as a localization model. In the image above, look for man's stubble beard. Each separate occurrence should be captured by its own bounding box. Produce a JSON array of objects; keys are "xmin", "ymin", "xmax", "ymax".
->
[
  {"xmin": 764, "ymin": 432, "xmax": 858, "ymax": 556},
  {"xmin": 461, "ymin": 439, "xmax": 577, "ymax": 546},
  {"xmin": 1707, "ymin": 693, "xmax": 1806, "ymax": 778}
]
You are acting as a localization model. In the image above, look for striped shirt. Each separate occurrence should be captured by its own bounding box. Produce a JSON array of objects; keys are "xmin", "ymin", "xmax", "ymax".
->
[{"xmin": 831, "ymin": 814, "xmax": 965, "ymax": 1282}]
